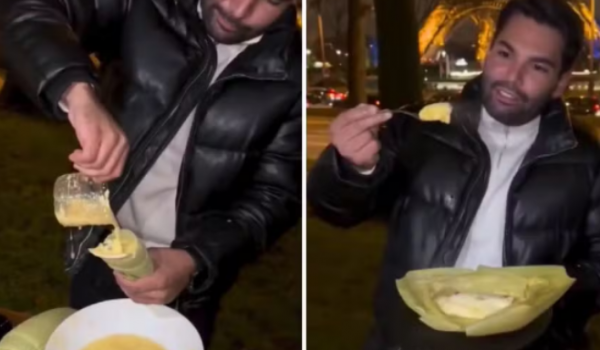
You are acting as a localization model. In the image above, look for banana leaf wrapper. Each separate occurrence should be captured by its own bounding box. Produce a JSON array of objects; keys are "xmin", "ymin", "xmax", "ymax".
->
[{"xmin": 396, "ymin": 266, "xmax": 575, "ymax": 337}]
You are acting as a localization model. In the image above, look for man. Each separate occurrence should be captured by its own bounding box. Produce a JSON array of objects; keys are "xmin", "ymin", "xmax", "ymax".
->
[
  {"xmin": 0, "ymin": 0, "xmax": 301, "ymax": 346},
  {"xmin": 309, "ymin": 0, "xmax": 600, "ymax": 349}
]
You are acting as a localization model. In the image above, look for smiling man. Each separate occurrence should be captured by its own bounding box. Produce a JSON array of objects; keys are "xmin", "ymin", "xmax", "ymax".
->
[
  {"xmin": 0, "ymin": 0, "xmax": 300, "ymax": 347},
  {"xmin": 308, "ymin": 0, "xmax": 600, "ymax": 349}
]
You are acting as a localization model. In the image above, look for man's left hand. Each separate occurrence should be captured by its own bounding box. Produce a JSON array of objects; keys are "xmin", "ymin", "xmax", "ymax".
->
[{"xmin": 115, "ymin": 248, "xmax": 196, "ymax": 305}]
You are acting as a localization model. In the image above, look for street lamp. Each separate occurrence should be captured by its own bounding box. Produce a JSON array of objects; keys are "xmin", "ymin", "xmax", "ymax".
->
[
  {"xmin": 588, "ymin": 0, "xmax": 595, "ymax": 96},
  {"xmin": 317, "ymin": 12, "xmax": 327, "ymax": 77}
]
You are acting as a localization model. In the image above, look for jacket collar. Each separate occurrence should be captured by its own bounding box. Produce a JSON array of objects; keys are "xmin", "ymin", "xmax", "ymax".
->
[
  {"xmin": 217, "ymin": 7, "xmax": 299, "ymax": 82},
  {"xmin": 163, "ymin": 0, "xmax": 299, "ymax": 82},
  {"xmin": 439, "ymin": 76, "xmax": 578, "ymax": 159}
]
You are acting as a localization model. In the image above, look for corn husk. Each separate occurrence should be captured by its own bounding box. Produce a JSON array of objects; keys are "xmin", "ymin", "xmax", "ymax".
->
[
  {"xmin": 396, "ymin": 266, "xmax": 574, "ymax": 337},
  {"xmin": 0, "ymin": 308, "xmax": 75, "ymax": 350},
  {"xmin": 89, "ymin": 229, "xmax": 154, "ymax": 280}
]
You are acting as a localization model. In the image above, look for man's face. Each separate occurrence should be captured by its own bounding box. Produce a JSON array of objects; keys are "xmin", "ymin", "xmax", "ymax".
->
[
  {"xmin": 482, "ymin": 13, "xmax": 570, "ymax": 126},
  {"xmin": 201, "ymin": 0, "xmax": 293, "ymax": 44}
]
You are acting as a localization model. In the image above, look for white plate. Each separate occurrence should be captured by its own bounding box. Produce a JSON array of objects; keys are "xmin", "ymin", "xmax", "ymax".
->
[{"xmin": 44, "ymin": 299, "xmax": 203, "ymax": 350}]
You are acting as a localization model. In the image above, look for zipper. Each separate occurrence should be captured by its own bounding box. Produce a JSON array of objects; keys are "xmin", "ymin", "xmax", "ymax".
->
[
  {"xmin": 433, "ymin": 127, "xmax": 491, "ymax": 266},
  {"xmin": 449, "ymin": 135, "xmax": 491, "ymax": 266},
  {"xmin": 108, "ymin": 61, "xmax": 212, "ymax": 211},
  {"xmin": 496, "ymin": 126, "xmax": 509, "ymax": 168}
]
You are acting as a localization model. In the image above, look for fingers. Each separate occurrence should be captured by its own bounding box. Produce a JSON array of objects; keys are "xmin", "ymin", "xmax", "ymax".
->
[
  {"xmin": 123, "ymin": 290, "xmax": 168, "ymax": 305},
  {"xmin": 344, "ymin": 139, "xmax": 381, "ymax": 169},
  {"xmin": 354, "ymin": 140, "xmax": 381, "ymax": 162},
  {"xmin": 333, "ymin": 103, "xmax": 378, "ymax": 129},
  {"xmin": 68, "ymin": 130, "xmax": 100, "ymax": 166},
  {"xmin": 115, "ymin": 272, "xmax": 165, "ymax": 295},
  {"xmin": 115, "ymin": 272, "xmax": 173, "ymax": 305},
  {"xmin": 90, "ymin": 129, "xmax": 120, "ymax": 170},
  {"xmin": 341, "ymin": 103, "xmax": 379, "ymax": 122},
  {"xmin": 330, "ymin": 104, "xmax": 390, "ymax": 170},
  {"xmin": 331, "ymin": 109, "xmax": 391, "ymax": 148},
  {"xmin": 69, "ymin": 112, "xmax": 128, "ymax": 182},
  {"xmin": 75, "ymin": 136, "xmax": 128, "ymax": 182},
  {"xmin": 93, "ymin": 145, "xmax": 128, "ymax": 183},
  {"xmin": 340, "ymin": 112, "xmax": 391, "ymax": 140},
  {"xmin": 345, "ymin": 131, "xmax": 373, "ymax": 154}
]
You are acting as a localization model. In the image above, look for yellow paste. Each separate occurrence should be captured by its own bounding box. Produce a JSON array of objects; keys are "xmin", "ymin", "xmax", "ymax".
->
[{"xmin": 81, "ymin": 334, "xmax": 166, "ymax": 350}]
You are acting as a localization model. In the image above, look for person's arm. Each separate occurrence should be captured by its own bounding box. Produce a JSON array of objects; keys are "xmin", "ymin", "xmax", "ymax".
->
[
  {"xmin": 171, "ymin": 98, "xmax": 302, "ymax": 295},
  {"xmin": 0, "ymin": 0, "xmax": 129, "ymax": 119},
  {"xmin": 307, "ymin": 111, "xmax": 413, "ymax": 228}
]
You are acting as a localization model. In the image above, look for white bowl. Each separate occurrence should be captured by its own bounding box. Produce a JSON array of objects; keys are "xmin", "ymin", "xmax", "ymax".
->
[{"xmin": 44, "ymin": 299, "xmax": 203, "ymax": 350}]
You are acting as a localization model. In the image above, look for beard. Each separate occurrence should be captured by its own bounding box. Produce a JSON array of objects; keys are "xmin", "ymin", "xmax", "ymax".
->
[
  {"xmin": 481, "ymin": 79, "xmax": 551, "ymax": 126},
  {"xmin": 201, "ymin": 2, "xmax": 257, "ymax": 44}
]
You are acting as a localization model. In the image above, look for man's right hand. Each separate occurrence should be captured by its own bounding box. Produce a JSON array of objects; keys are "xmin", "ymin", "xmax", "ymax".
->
[
  {"xmin": 62, "ymin": 83, "xmax": 129, "ymax": 183},
  {"xmin": 329, "ymin": 104, "xmax": 392, "ymax": 172}
]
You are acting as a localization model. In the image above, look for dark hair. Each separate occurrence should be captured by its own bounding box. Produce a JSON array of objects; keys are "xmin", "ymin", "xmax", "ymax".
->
[{"xmin": 494, "ymin": 0, "xmax": 585, "ymax": 73}]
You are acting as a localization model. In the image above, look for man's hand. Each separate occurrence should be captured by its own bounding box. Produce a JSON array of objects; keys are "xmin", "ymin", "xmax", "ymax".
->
[
  {"xmin": 63, "ymin": 83, "xmax": 129, "ymax": 183},
  {"xmin": 329, "ymin": 104, "xmax": 392, "ymax": 172},
  {"xmin": 115, "ymin": 248, "xmax": 196, "ymax": 305}
]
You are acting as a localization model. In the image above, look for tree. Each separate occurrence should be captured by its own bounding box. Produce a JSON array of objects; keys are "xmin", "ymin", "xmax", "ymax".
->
[
  {"xmin": 374, "ymin": 0, "xmax": 423, "ymax": 108},
  {"xmin": 309, "ymin": 0, "xmax": 327, "ymax": 65},
  {"xmin": 347, "ymin": 0, "xmax": 369, "ymax": 105}
]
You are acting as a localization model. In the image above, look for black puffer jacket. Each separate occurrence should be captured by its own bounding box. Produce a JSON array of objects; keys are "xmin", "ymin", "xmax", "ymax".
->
[
  {"xmin": 1, "ymin": 0, "xmax": 301, "ymax": 307},
  {"xmin": 308, "ymin": 83, "xmax": 600, "ymax": 348}
]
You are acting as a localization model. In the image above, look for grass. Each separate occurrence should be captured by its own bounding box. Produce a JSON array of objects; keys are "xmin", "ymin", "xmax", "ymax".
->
[
  {"xmin": 0, "ymin": 109, "xmax": 300, "ymax": 350},
  {"xmin": 306, "ymin": 216, "xmax": 386, "ymax": 350}
]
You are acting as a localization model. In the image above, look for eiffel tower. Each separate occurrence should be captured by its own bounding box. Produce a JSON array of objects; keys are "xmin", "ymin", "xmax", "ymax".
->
[{"xmin": 419, "ymin": 0, "xmax": 599, "ymax": 61}]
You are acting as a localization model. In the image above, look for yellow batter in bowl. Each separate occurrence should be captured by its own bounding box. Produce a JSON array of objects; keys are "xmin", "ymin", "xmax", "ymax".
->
[{"xmin": 82, "ymin": 334, "xmax": 166, "ymax": 350}]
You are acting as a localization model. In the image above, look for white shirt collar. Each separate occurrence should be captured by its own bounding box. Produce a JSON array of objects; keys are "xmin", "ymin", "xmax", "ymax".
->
[{"xmin": 480, "ymin": 106, "xmax": 540, "ymax": 137}]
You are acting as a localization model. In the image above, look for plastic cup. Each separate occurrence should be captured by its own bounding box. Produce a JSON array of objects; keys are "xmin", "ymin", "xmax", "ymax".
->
[{"xmin": 53, "ymin": 173, "xmax": 114, "ymax": 227}]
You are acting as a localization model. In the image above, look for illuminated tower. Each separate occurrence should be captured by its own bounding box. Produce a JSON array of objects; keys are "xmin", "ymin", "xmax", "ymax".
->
[{"xmin": 419, "ymin": 0, "xmax": 599, "ymax": 63}]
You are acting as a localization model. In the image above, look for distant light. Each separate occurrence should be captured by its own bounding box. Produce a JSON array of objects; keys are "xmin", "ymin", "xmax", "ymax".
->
[
  {"xmin": 314, "ymin": 61, "xmax": 323, "ymax": 68},
  {"xmin": 571, "ymin": 70, "xmax": 596, "ymax": 75},
  {"xmin": 449, "ymin": 70, "xmax": 480, "ymax": 78},
  {"xmin": 455, "ymin": 58, "xmax": 468, "ymax": 67},
  {"xmin": 307, "ymin": 49, "xmax": 312, "ymax": 55},
  {"xmin": 336, "ymin": 50, "xmax": 342, "ymax": 55}
]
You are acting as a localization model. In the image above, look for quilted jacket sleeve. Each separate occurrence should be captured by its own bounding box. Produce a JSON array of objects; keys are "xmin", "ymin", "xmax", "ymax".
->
[{"xmin": 0, "ymin": 0, "xmax": 129, "ymax": 119}]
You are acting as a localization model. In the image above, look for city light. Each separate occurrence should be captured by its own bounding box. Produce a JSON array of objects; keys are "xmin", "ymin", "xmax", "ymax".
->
[{"xmin": 455, "ymin": 58, "xmax": 467, "ymax": 67}]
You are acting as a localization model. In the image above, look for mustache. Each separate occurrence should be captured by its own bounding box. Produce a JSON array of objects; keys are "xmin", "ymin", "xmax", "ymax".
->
[{"xmin": 491, "ymin": 81, "xmax": 528, "ymax": 103}]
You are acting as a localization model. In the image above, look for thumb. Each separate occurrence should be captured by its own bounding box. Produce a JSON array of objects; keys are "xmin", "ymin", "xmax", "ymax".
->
[{"xmin": 70, "ymin": 125, "xmax": 99, "ymax": 165}]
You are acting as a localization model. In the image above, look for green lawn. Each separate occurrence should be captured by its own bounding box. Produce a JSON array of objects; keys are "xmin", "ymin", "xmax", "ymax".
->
[
  {"xmin": 0, "ymin": 109, "xmax": 300, "ymax": 350},
  {"xmin": 307, "ymin": 216, "xmax": 386, "ymax": 350}
]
